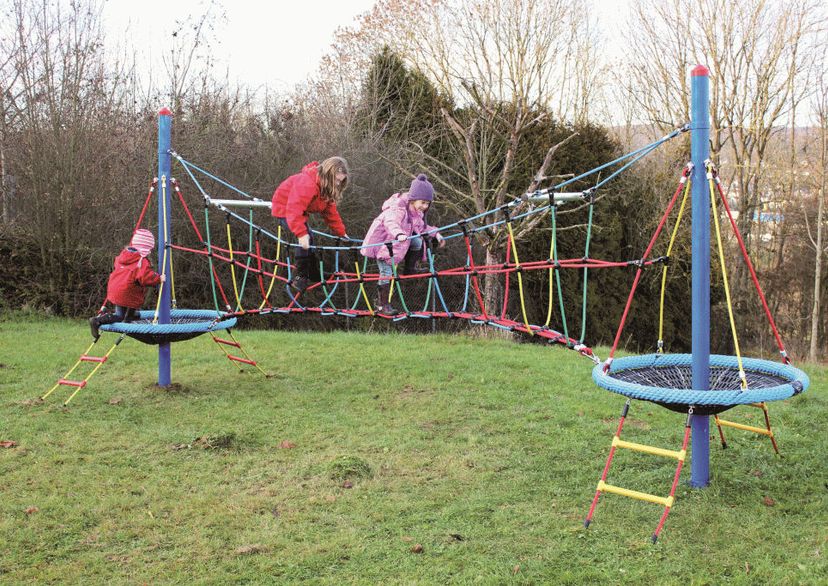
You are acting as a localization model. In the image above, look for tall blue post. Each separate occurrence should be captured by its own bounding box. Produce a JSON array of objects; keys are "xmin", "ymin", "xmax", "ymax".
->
[
  {"xmin": 157, "ymin": 107, "xmax": 173, "ymax": 386},
  {"xmin": 690, "ymin": 65, "xmax": 710, "ymax": 487}
]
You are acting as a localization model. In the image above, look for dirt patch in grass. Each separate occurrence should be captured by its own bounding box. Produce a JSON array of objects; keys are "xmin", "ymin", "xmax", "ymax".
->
[
  {"xmin": 151, "ymin": 382, "xmax": 191, "ymax": 394},
  {"xmin": 172, "ymin": 432, "xmax": 238, "ymax": 451}
]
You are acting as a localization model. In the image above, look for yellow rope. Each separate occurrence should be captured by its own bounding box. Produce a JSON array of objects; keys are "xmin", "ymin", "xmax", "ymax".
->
[
  {"xmin": 168, "ymin": 211, "xmax": 177, "ymax": 309},
  {"xmin": 63, "ymin": 339, "xmax": 123, "ymax": 405},
  {"xmin": 354, "ymin": 260, "xmax": 375, "ymax": 315},
  {"xmin": 657, "ymin": 177, "xmax": 692, "ymax": 352},
  {"xmin": 210, "ymin": 331, "xmax": 269, "ymax": 377},
  {"xmin": 544, "ymin": 219, "xmax": 556, "ymax": 327},
  {"xmin": 708, "ymin": 165, "xmax": 747, "ymax": 389},
  {"xmin": 259, "ymin": 224, "xmax": 282, "ymax": 310},
  {"xmin": 153, "ymin": 176, "xmax": 171, "ymax": 323},
  {"xmin": 42, "ymin": 336, "xmax": 125, "ymax": 404},
  {"xmin": 225, "ymin": 221, "xmax": 244, "ymax": 312},
  {"xmin": 506, "ymin": 222, "xmax": 533, "ymax": 335},
  {"xmin": 41, "ymin": 340, "xmax": 98, "ymax": 400}
]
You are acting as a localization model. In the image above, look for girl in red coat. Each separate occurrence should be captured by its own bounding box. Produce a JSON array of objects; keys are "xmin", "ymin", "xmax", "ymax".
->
[
  {"xmin": 271, "ymin": 157, "xmax": 350, "ymax": 291},
  {"xmin": 89, "ymin": 229, "xmax": 166, "ymax": 340}
]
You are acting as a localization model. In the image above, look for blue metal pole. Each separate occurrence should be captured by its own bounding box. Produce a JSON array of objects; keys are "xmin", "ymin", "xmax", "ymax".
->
[
  {"xmin": 157, "ymin": 107, "xmax": 173, "ymax": 386},
  {"xmin": 690, "ymin": 65, "xmax": 710, "ymax": 487}
]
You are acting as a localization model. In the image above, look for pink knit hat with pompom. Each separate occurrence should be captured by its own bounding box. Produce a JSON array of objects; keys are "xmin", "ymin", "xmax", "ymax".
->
[{"xmin": 130, "ymin": 229, "xmax": 155, "ymax": 258}]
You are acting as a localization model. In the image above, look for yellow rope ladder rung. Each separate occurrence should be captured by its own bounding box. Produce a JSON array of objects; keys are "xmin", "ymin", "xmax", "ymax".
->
[{"xmin": 42, "ymin": 336, "xmax": 125, "ymax": 405}]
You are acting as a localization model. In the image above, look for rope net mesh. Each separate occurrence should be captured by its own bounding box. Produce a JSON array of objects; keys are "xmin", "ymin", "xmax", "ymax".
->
[
  {"xmin": 123, "ymin": 315, "xmax": 214, "ymax": 326},
  {"xmin": 611, "ymin": 365, "xmax": 790, "ymax": 392}
]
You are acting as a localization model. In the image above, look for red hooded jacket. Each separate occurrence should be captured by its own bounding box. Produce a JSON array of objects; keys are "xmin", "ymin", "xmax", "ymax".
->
[
  {"xmin": 271, "ymin": 162, "xmax": 347, "ymax": 238},
  {"xmin": 106, "ymin": 248, "xmax": 162, "ymax": 309}
]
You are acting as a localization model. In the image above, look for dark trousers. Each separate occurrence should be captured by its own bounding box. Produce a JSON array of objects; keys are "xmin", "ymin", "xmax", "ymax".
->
[
  {"xmin": 98, "ymin": 305, "xmax": 138, "ymax": 325},
  {"xmin": 274, "ymin": 217, "xmax": 319, "ymax": 281},
  {"xmin": 274, "ymin": 217, "xmax": 313, "ymax": 259}
]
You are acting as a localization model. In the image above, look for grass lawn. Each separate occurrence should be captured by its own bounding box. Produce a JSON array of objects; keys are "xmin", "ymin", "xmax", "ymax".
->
[{"xmin": 1, "ymin": 314, "xmax": 826, "ymax": 584}]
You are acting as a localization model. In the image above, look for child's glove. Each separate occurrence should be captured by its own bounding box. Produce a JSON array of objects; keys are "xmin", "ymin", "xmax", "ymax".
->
[
  {"xmin": 435, "ymin": 233, "xmax": 445, "ymax": 248},
  {"xmin": 298, "ymin": 234, "xmax": 311, "ymax": 249},
  {"xmin": 396, "ymin": 234, "xmax": 407, "ymax": 242},
  {"xmin": 160, "ymin": 274, "xmax": 167, "ymax": 283}
]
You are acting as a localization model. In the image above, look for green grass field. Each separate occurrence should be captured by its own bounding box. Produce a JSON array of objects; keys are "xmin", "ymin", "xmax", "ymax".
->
[{"xmin": 1, "ymin": 314, "xmax": 826, "ymax": 584}]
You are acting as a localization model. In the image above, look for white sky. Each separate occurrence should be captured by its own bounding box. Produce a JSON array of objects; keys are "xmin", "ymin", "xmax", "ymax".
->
[
  {"xmin": 101, "ymin": 0, "xmax": 380, "ymax": 92},
  {"xmin": 101, "ymin": 0, "xmax": 628, "ymax": 93}
]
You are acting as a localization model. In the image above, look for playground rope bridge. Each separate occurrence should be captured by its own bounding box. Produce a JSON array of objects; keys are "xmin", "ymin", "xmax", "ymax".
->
[{"xmin": 156, "ymin": 124, "xmax": 691, "ymax": 363}]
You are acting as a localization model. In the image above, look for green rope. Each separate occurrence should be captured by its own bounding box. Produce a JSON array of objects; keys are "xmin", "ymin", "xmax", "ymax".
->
[
  {"xmin": 392, "ymin": 263, "xmax": 412, "ymax": 315},
  {"xmin": 551, "ymin": 206, "xmax": 570, "ymax": 342},
  {"xmin": 232, "ymin": 209, "xmax": 256, "ymax": 312},
  {"xmin": 318, "ymin": 253, "xmax": 340, "ymax": 311},
  {"xmin": 204, "ymin": 206, "xmax": 221, "ymax": 313},
  {"xmin": 579, "ymin": 197, "xmax": 595, "ymax": 344},
  {"xmin": 351, "ymin": 256, "xmax": 371, "ymax": 311}
]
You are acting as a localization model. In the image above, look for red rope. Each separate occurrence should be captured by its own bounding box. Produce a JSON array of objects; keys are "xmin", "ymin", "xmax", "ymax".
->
[
  {"xmin": 714, "ymin": 176, "xmax": 790, "ymax": 362},
  {"xmin": 464, "ymin": 234, "xmax": 489, "ymax": 320},
  {"xmin": 170, "ymin": 180, "xmax": 232, "ymax": 309},
  {"xmin": 133, "ymin": 178, "xmax": 157, "ymax": 234},
  {"xmin": 254, "ymin": 237, "xmax": 271, "ymax": 307},
  {"xmin": 172, "ymin": 180, "xmax": 204, "ymax": 243},
  {"xmin": 605, "ymin": 166, "xmax": 692, "ymax": 369},
  {"xmin": 501, "ymin": 238, "xmax": 512, "ymax": 321}
]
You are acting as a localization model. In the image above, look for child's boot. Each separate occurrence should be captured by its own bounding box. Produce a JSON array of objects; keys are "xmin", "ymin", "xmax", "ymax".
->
[
  {"xmin": 290, "ymin": 256, "xmax": 312, "ymax": 292},
  {"xmin": 89, "ymin": 312, "xmax": 118, "ymax": 340},
  {"xmin": 89, "ymin": 316, "xmax": 101, "ymax": 341},
  {"xmin": 402, "ymin": 248, "xmax": 425, "ymax": 275},
  {"xmin": 375, "ymin": 283, "xmax": 397, "ymax": 314}
]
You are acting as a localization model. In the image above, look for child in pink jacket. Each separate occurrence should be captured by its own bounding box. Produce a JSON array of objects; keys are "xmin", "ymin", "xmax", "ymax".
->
[{"xmin": 360, "ymin": 174, "xmax": 445, "ymax": 313}]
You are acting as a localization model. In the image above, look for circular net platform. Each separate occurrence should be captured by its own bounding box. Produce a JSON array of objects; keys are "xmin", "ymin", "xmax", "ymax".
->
[
  {"xmin": 593, "ymin": 353, "xmax": 809, "ymax": 414},
  {"xmin": 100, "ymin": 309, "xmax": 236, "ymax": 345}
]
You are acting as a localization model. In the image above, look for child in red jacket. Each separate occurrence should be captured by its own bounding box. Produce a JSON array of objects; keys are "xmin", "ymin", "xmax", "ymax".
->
[
  {"xmin": 271, "ymin": 157, "xmax": 350, "ymax": 291},
  {"xmin": 89, "ymin": 229, "xmax": 166, "ymax": 340}
]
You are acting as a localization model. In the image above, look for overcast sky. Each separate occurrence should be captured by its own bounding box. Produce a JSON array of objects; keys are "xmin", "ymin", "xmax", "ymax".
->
[
  {"xmin": 101, "ymin": 0, "xmax": 631, "ymax": 93},
  {"xmin": 101, "ymin": 0, "xmax": 379, "ymax": 92}
]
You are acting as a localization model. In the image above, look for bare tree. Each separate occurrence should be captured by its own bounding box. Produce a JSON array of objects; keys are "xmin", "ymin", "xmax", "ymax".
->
[
  {"xmin": 616, "ymin": 0, "xmax": 826, "ymax": 356},
  {"xmin": 159, "ymin": 1, "xmax": 224, "ymax": 116},
  {"xmin": 310, "ymin": 0, "xmax": 601, "ymax": 310},
  {"xmin": 806, "ymin": 47, "xmax": 828, "ymax": 361},
  {"xmin": 0, "ymin": 0, "xmax": 30, "ymax": 225},
  {"xmin": 4, "ymin": 0, "xmax": 147, "ymax": 312}
]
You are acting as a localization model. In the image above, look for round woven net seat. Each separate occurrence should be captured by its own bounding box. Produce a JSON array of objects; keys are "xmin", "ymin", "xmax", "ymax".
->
[
  {"xmin": 593, "ymin": 353, "xmax": 809, "ymax": 415},
  {"xmin": 100, "ymin": 309, "xmax": 236, "ymax": 345}
]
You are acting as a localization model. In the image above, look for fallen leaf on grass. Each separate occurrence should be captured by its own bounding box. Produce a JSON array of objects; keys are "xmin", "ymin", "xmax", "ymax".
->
[
  {"xmin": 25, "ymin": 506, "xmax": 38, "ymax": 514},
  {"xmin": 763, "ymin": 496, "xmax": 776, "ymax": 507},
  {"xmin": 751, "ymin": 469, "xmax": 763, "ymax": 477},
  {"xmin": 1, "ymin": 440, "xmax": 18, "ymax": 448},
  {"xmin": 341, "ymin": 480, "xmax": 353, "ymax": 489},
  {"xmin": 745, "ymin": 562, "xmax": 751, "ymax": 574},
  {"xmin": 513, "ymin": 565, "xmax": 520, "ymax": 574},
  {"xmin": 108, "ymin": 398, "xmax": 123, "ymax": 405},
  {"xmin": 278, "ymin": 440, "xmax": 296, "ymax": 449},
  {"xmin": 401, "ymin": 536, "xmax": 413, "ymax": 543},
  {"xmin": 410, "ymin": 544, "xmax": 423, "ymax": 554}
]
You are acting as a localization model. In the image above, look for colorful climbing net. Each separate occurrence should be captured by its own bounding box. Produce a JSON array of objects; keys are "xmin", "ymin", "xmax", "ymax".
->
[{"xmin": 144, "ymin": 125, "xmax": 692, "ymax": 363}]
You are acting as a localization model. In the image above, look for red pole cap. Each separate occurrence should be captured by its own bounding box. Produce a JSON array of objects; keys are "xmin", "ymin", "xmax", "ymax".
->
[
  {"xmin": 158, "ymin": 107, "xmax": 172, "ymax": 116},
  {"xmin": 691, "ymin": 65, "xmax": 709, "ymax": 77}
]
